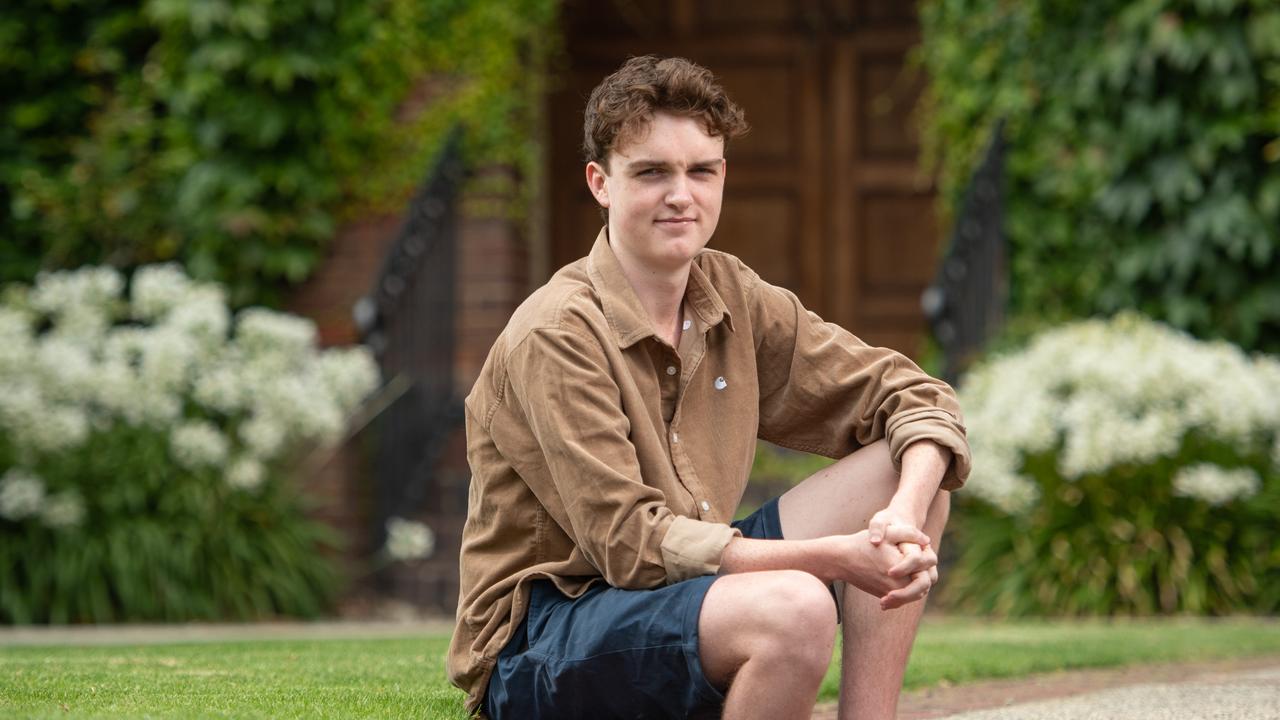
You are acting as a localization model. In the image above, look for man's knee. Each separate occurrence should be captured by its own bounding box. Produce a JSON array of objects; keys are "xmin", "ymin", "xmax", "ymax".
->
[
  {"xmin": 703, "ymin": 570, "xmax": 836, "ymax": 677},
  {"xmin": 764, "ymin": 571, "xmax": 838, "ymax": 670}
]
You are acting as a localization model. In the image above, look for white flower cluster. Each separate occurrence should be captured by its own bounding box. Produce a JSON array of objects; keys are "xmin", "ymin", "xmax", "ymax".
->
[
  {"xmin": 0, "ymin": 469, "xmax": 43, "ymax": 519},
  {"xmin": 1172, "ymin": 464, "xmax": 1261, "ymax": 506},
  {"xmin": 170, "ymin": 420, "xmax": 230, "ymax": 469},
  {"xmin": 0, "ymin": 263, "xmax": 381, "ymax": 509},
  {"xmin": 0, "ymin": 308, "xmax": 35, "ymax": 376},
  {"xmin": 0, "ymin": 469, "xmax": 85, "ymax": 529},
  {"xmin": 958, "ymin": 313, "xmax": 1280, "ymax": 514},
  {"xmin": 0, "ymin": 381, "xmax": 90, "ymax": 457},
  {"xmin": 131, "ymin": 264, "xmax": 194, "ymax": 320},
  {"xmin": 29, "ymin": 266, "xmax": 123, "ymax": 345},
  {"xmin": 384, "ymin": 517, "xmax": 435, "ymax": 562},
  {"xmin": 226, "ymin": 458, "xmax": 266, "ymax": 491},
  {"xmin": 236, "ymin": 308, "xmax": 318, "ymax": 358}
]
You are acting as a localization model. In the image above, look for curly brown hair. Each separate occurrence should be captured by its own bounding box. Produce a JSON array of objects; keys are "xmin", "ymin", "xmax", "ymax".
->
[{"xmin": 583, "ymin": 55, "xmax": 749, "ymax": 169}]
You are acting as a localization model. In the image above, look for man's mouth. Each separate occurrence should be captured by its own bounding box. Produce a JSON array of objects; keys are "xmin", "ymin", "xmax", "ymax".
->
[{"xmin": 657, "ymin": 217, "xmax": 695, "ymax": 224}]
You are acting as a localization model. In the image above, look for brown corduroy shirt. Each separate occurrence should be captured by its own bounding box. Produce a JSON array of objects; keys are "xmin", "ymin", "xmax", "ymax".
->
[{"xmin": 447, "ymin": 229, "xmax": 971, "ymax": 713}]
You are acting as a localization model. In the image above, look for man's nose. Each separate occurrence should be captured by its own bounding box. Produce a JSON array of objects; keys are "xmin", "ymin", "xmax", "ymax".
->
[{"xmin": 665, "ymin": 173, "xmax": 693, "ymax": 208}]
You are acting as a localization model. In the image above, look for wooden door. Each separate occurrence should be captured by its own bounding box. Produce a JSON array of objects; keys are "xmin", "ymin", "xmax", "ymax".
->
[{"xmin": 547, "ymin": 0, "xmax": 938, "ymax": 356}]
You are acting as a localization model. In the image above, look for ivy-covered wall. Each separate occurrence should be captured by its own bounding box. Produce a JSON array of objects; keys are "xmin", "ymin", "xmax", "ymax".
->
[
  {"xmin": 918, "ymin": 0, "xmax": 1280, "ymax": 352},
  {"xmin": 1, "ymin": 0, "xmax": 558, "ymax": 306}
]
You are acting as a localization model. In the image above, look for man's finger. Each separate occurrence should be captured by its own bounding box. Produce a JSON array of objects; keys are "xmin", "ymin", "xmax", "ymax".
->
[
  {"xmin": 881, "ymin": 572, "xmax": 932, "ymax": 609},
  {"xmin": 888, "ymin": 543, "xmax": 937, "ymax": 577},
  {"xmin": 886, "ymin": 543, "xmax": 920, "ymax": 577},
  {"xmin": 868, "ymin": 516, "xmax": 887, "ymax": 545},
  {"xmin": 883, "ymin": 524, "xmax": 931, "ymax": 548}
]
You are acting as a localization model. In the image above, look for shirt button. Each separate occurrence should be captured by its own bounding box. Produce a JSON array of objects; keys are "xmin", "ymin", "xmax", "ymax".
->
[
  {"xmin": 700, "ymin": 500, "xmax": 710, "ymax": 512},
  {"xmin": 671, "ymin": 432, "xmax": 679, "ymax": 443},
  {"xmin": 666, "ymin": 365, "xmax": 677, "ymax": 375},
  {"xmin": 682, "ymin": 319, "xmax": 692, "ymax": 331}
]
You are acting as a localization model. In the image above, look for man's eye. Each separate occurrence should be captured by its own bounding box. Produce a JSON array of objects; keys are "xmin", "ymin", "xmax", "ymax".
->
[{"xmin": 639, "ymin": 168, "xmax": 662, "ymax": 176}]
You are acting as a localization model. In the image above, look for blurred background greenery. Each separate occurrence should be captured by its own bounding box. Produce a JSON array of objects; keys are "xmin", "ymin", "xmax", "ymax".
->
[
  {"xmin": 1, "ymin": 0, "xmax": 1277, "ymax": 625},
  {"xmin": 1, "ymin": 0, "xmax": 556, "ymax": 307},
  {"xmin": 917, "ymin": 0, "xmax": 1280, "ymax": 353},
  {"xmin": 912, "ymin": 0, "xmax": 1280, "ymax": 617}
]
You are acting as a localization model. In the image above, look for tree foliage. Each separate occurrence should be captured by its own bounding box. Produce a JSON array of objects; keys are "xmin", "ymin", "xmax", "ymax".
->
[
  {"xmin": 918, "ymin": 0, "xmax": 1280, "ymax": 352},
  {"xmin": 1, "ymin": 0, "xmax": 558, "ymax": 306}
]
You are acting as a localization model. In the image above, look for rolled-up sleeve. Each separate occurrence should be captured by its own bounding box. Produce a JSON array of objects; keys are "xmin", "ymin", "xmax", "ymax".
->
[
  {"xmin": 748, "ymin": 271, "xmax": 971, "ymax": 490},
  {"xmin": 661, "ymin": 516, "xmax": 740, "ymax": 583},
  {"xmin": 503, "ymin": 326, "xmax": 739, "ymax": 588}
]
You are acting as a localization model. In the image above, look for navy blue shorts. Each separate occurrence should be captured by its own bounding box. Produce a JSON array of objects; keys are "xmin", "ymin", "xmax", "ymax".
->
[{"xmin": 482, "ymin": 498, "xmax": 787, "ymax": 719}]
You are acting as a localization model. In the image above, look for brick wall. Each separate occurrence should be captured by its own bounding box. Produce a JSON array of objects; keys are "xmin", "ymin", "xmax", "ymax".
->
[
  {"xmin": 383, "ymin": 170, "xmax": 530, "ymax": 614},
  {"xmin": 287, "ymin": 213, "xmax": 403, "ymax": 347},
  {"xmin": 455, "ymin": 168, "xmax": 529, "ymax": 391}
]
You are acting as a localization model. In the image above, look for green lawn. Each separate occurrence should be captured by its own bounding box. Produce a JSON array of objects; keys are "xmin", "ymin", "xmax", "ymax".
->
[
  {"xmin": 1, "ymin": 636, "xmax": 462, "ymax": 719},
  {"xmin": 2, "ymin": 617, "xmax": 1278, "ymax": 718}
]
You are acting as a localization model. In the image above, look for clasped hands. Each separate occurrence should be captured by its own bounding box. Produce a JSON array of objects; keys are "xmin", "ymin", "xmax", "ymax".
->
[{"xmin": 827, "ymin": 507, "xmax": 938, "ymax": 611}]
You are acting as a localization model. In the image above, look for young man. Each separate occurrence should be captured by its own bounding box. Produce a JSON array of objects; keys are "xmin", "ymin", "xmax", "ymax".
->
[{"xmin": 447, "ymin": 56, "xmax": 969, "ymax": 720}]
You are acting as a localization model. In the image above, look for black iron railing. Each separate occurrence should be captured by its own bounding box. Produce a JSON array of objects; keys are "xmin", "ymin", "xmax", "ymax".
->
[
  {"xmin": 354, "ymin": 127, "xmax": 468, "ymax": 585},
  {"xmin": 921, "ymin": 120, "xmax": 1008, "ymax": 384}
]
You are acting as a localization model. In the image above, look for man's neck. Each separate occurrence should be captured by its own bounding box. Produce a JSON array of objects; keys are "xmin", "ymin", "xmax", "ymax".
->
[{"xmin": 608, "ymin": 237, "xmax": 690, "ymax": 348}]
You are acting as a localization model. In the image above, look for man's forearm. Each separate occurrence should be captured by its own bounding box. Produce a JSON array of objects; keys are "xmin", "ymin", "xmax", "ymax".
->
[
  {"xmin": 717, "ymin": 527, "xmax": 936, "ymax": 605},
  {"xmin": 889, "ymin": 440, "xmax": 952, "ymax": 526},
  {"xmin": 718, "ymin": 536, "xmax": 843, "ymax": 582}
]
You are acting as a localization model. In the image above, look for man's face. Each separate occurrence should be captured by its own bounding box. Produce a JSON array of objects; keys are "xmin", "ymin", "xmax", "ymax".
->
[{"xmin": 585, "ymin": 112, "xmax": 726, "ymax": 273}]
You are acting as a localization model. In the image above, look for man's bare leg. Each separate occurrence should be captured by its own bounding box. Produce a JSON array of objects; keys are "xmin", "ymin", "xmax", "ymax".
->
[
  {"xmin": 698, "ymin": 569, "xmax": 838, "ymax": 720},
  {"xmin": 776, "ymin": 440, "xmax": 951, "ymax": 720}
]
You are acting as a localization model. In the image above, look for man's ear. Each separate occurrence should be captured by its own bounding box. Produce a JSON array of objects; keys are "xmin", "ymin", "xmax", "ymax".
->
[{"xmin": 585, "ymin": 161, "xmax": 610, "ymax": 208}]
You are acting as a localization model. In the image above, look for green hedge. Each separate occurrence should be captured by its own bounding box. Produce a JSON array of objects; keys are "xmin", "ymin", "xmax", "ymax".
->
[
  {"xmin": 1, "ymin": 0, "xmax": 558, "ymax": 306},
  {"xmin": 918, "ymin": 0, "xmax": 1280, "ymax": 352}
]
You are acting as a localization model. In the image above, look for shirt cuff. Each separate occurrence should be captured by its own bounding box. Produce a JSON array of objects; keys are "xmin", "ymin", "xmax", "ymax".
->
[
  {"xmin": 886, "ymin": 408, "xmax": 972, "ymax": 491},
  {"xmin": 660, "ymin": 515, "xmax": 743, "ymax": 584}
]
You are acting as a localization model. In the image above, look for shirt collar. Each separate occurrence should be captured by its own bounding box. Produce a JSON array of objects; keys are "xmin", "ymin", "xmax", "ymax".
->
[{"xmin": 586, "ymin": 227, "xmax": 735, "ymax": 349}]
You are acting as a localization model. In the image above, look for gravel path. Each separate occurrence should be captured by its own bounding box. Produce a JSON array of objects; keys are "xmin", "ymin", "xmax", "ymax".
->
[
  {"xmin": 812, "ymin": 656, "xmax": 1280, "ymax": 720},
  {"xmin": 930, "ymin": 666, "xmax": 1280, "ymax": 719}
]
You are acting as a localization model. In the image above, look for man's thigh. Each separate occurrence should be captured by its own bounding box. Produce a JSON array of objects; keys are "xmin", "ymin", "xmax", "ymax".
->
[
  {"xmin": 483, "ymin": 504, "xmax": 787, "ymax": 719},
  {"xmin": 483, "ymin": 577, "xmax": 724, "ymax": 719},
  {"xmin": 776, "ymin": 439, "xmax": 899, "ymax": 540}
]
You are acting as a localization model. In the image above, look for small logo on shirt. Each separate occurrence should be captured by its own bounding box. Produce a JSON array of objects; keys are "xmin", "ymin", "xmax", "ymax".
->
[{"xmin": 714, "ymin": 376, "xmax": 727, "ymax": 390}]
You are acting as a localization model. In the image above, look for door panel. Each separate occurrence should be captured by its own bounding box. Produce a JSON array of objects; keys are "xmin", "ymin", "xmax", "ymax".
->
[
  {"xmin": 828, "ymin": 33, "xmax": 935, "ymax": 355},
  {"xmin": 714, "ymin": 192, "xmax": 800, "ymax": 289}
]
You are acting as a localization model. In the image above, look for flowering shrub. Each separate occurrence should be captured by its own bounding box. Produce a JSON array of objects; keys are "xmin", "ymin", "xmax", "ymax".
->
[
  {"xmin": 0, "ymin": 264, "xmax": 379, "ymax": 623},
  {"xmin": 944, "ymin": 313, "xmax": 1280, "ymax": 615}
]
